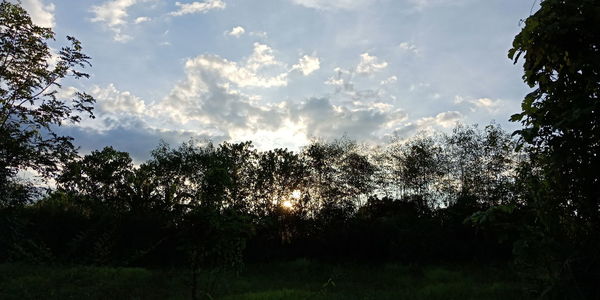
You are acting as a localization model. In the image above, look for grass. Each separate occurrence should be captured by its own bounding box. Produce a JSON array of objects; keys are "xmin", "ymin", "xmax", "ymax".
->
[{"xmin": 0, "ymin": 259, "xmax": 531, "ymax": 299}]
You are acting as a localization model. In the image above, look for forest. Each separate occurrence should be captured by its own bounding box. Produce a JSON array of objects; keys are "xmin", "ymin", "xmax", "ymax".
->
[{"xmin": 1, "ymin": 0, "xmax": 599, "ymax": 299}]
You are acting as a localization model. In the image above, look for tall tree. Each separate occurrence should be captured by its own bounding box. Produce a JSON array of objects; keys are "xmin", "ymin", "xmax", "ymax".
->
[
  {"xmin": 509, "ymin": 0, "xmax": 600, "ymax": 295},
  {"xmin": 0, "ymin": 1, "xmax": 94, "ymax": 205},
  {"xmin": 391, "ymin": 134, "xmax": 446, "ymax": 209}
]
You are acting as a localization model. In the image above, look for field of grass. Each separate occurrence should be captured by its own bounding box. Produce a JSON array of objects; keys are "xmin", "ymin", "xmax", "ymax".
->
[{"xmin": 0, "ymin": 260, "xmax": 531, "ymax": 299}]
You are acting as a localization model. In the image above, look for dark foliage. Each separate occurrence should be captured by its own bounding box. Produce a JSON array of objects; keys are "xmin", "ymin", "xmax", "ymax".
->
[
  {"xmin": 0, "ymin": 125, "xmax": 521, "ymax": 272},
  {"xmin": 507, "ymin": 0, "xmax": 600, "ymax": 297}
]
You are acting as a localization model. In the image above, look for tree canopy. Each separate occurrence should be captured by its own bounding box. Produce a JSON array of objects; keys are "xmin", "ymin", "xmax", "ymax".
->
[
  {"xmin": 509, "ymin": 0, "xmax": 600, "ymax": 296},
  {"xmin": 0, "ymin": 0, "xmax": 95, "ymax": 205}
]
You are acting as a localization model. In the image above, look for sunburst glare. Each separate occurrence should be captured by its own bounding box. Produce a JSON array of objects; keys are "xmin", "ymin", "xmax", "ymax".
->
[{"xmin": 282, "ymin": 200, "xmax": 294, "ymax": 209}]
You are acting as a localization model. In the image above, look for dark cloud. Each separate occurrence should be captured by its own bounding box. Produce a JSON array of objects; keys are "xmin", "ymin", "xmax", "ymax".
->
[
  {"xmin": 292, "ymin": 97, "xmax": 407, "ymax": 141},
  {"xmin": 58, "ymin": 124, "xmax": 226, "ymax": 163}
]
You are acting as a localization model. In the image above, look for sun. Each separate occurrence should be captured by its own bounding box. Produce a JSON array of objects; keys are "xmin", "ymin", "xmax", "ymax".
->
[
  {"xmin": 282, "ymin": 200, "xmax": 294, "ymax": 209},
  {"xmin": 277, "ymin": 190, "xmax": 302, "ymax": 210}
]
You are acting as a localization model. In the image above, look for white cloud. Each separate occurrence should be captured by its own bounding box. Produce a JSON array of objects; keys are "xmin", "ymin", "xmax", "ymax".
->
[
  {"xmin": 91, "ymin": 84, "xmax": 147, "ymax": 116},
  {"xmin": 55, "ymin": 86, "xmax": 80, "ymax": 100},
  {"xmin": 90, "ymin": 0, "xmax": 138, "ymax": 42},
  {"xmin": 91, "ymin": 0, "xmax": 135, "ymax": 27},
  {"xmin": 356, "ymin": 52, "xmax": 388, "ymax": 75},
  {"xmin": 454, "ymin": 96, "xmax": 502, "ymax": 113},
  {"xmin": 380, "ymin": 76, "xmax": 398, "ymax": 85},
  {"xmin": 169, "ymin": 0, "xmax": 226, "ymax": 16},
  {"xmin": 149, "ymin": 42, "xmax": 292, "ymax": 136},
  {"xmin": 134, "ymin": 16, "xmax": 151, "ymax": 24},
  {"xmin": 151, "ymin": 43, "xmax": 409, "ymax": 148},
  {"xmin": 229, "ymin": 119, "xmax": 309, "ymax": 150},
  {"xmin": 246, "ymin": 43, "xmax": 281, "ymax": 72},
  {"xmin": 392, "ymin": 111, "xmax": 463, "ymax": 138},
  {"xmin": 20, "ymin": 0, "xmax": 55, "ymax": 28},
  {"xmin": 292, "ymin": 55, "xmax": 321, "ymax": 76},
  {"xmin": 156, "ymin": 61, "xmax": 285, "ymax": 134},
  {"xmin": 74, "ymin": 42, "xmax": 410, "ymax": 152},
  {"xmin": 398, "ymin": 42, "xmax": 420, "ymax": 55},
  {"xmin": 182, "ymin": 43, "xmax": 289, "ymax": 89},
  {"xmin": 291, "ymin": 0, "xmax": 376, "ymax": 10},
  {"xmin": 185, "ymin": 55, "xmax": 288, "ymax": 88},
  {"xmin": 427, "ymin": 111, "xmax": 463, "ymax": 128},
  {"xmin": 226, "ymin": 26, "xmax": 245, "ymax": 37}
]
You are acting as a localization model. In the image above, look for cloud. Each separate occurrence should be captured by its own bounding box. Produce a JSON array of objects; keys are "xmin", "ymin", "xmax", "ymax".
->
[
  {"xmin": 398, "ymin": 42, "xmax": 420, "ymax": 55},
  {"xmin": 60, "ymin": 124, "xmax": 224, "ymax": 162},
  {"xmin": 292, "ymin": 55, "xmax": 321, "ymax": 76},
  {"xmin": 228, "ymin": 119, "xmax": 309, "ymax": 151},
  {"xmin": 226, "ymin": 26, "xmax": 245, "ymax": 37},
  {"xmin": 91, "ymin": 84, "xmax": 147, "ymax": 116},
  {"xmin": 325, "ymin": 66, "xmax": 385, "ymax": 103},
  {"xmin": 290, "ymin": 0, "xmax": 376, "ymax": 10},
  {"xmin": 183, "ymin": 44, "xmax": 288, "ymax": 89},
  {"xmin": 325, "ymin": 67, "xmax": 353, "ymax": 90},
  {"xmin": 169, "ymin": 0, "xmax": 226, "ymax": 16},
  {"xmin": 393, "ymin": 111, "xmax": 463, "ymax": 138},
  {"xmin": 134, "ymin": 16, "xmax": 151, "ymax": 24},
  {"xmin": 69, "ymin": 42, "xmax": 414, "ymax": 155},
  {"xmin": 152, "ymin": 43, "xmax": 292, "ymax": 133},
  {"xmin": 20, "ymin": 0, "xmax": 55, "ymax": 28},
  {"xmin": 324, "ymin": 53, "xmax": 395, "ymax": 103},
  {"xmin": 356, "ymin": 53, "xmax": 388, "ymax": 75},
  {"xmin": 426, "ymin": 111, "xmax": 463, "ymax": 128},
  {"xmin": 380, "ymin": 76, "xmax": 398, "ymax": 85},
  {"xmin": 454, "ymin": 96, "xmax": 503, "ymax": 113},
  {"xmin": 292, "ymin": 98, "xmax": 407, "ymax": 140},
  {"xmin": 90, "ymin": 0, "xmax": 138, "ymax": 41},
  {"xmin": 246, "ymin": 43, "xmax": 282, "ymax": 71},
  {"xmin": 90, "ymin": 0, "xmax": 136, "ymax": 27}
]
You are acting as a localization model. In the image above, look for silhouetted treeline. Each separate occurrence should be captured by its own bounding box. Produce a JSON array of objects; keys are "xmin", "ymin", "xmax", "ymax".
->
[{"xmin": 0, "ymin": 123, "xmax": 523, "ymax": 267}]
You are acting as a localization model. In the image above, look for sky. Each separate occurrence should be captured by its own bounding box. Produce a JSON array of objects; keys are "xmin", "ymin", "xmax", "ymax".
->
[{"xmin": 18, "ymin": 0, "xmax": 537, "ymax": 162}]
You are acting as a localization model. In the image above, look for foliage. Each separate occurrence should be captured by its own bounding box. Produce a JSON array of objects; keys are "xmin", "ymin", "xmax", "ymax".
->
[
  {"xmin": 508, "ymin": 0, "xmax": 600, "ymax": 297},
  {"xmin": 57, "ymin": 147, "xmax": 134, "ymax": 212},
  {"xmin": 1, "ymin": 123, "xmax": 524, "ymax": 267},
  {"xmin": 0, "ymin": 1, "xmax": 94, "ymax": 206}
]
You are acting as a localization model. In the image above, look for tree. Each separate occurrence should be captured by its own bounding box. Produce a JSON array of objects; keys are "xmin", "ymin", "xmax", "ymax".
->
[
  {"xmin": 509, "ymin": 0, "xmax": 600, "ymax": 296},
  {"xmin": 57, "ymin": 147, "xmax": 134, "ymax": 212},
  {"xmin": 393, "ymin": 134, "xmax": 445, "ymax": 209},
  {"xmin": 253, "ymin": 148, "xmax": 307, "ymax": 217},
  {"xmin": 510, "ymin": 0, "xmax": 600, "ymax": 226},
  {"xmin": 0, "ymin": 1, "xmax": 95, "ymax": 204},
  {"xmin": 444, "ymin": 124, "xmax": 518, "ymax": 207}
]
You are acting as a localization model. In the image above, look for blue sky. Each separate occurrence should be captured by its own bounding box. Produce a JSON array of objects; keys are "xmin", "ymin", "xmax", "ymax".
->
[{"xmin": 19, "ymin": 0, "xmax": 537, "ymax": 161}]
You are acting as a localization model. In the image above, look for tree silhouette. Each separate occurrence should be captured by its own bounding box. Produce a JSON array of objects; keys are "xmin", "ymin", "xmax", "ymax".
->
[
  {"xmin": 509, "ymin": 0, "xmax": 600, "ymax": 296},
  {"xmin": 0, "ymin": 1, "xmax": 94, "ymax": 206}
]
